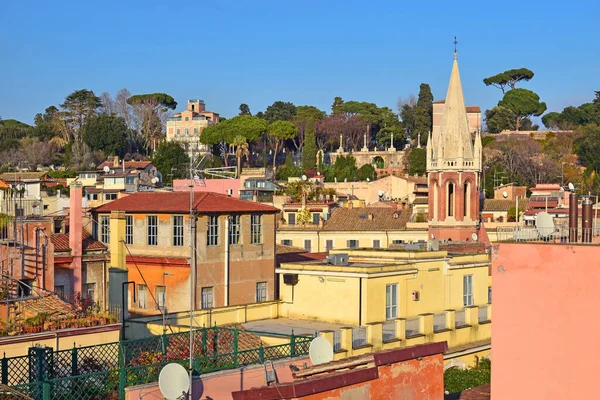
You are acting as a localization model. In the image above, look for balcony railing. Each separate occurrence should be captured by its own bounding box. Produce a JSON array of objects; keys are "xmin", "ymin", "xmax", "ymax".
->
[
  {"xmin": 405, "ymin": 318, "xmax": 420, "ymax": 337},
  {"xmin": 496, "ymin": 225, "xmax": 600, "ymax": 244},
  {"xmin": 382, "ymin": 320, "xmax": 397, "ymax": 342},
  {"xmin": 455, "ymin": 310, "xmax": 467, "ymax": 327},
  {"xmin": 433, "ymin": 313, "xmax": 447, "ymax": 332},
  {"xmin": 352, "ymin": 326, "xmax": 367, "ymax": 348},
  {"xmin": 478, "ymin": 305, "xmax": 488, "ymax": 322}
]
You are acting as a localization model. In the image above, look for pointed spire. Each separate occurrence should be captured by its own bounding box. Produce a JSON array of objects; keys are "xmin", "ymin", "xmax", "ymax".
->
[{"xmin": 437, "ymin": 53, "xmax": 474, "ymax": 161}]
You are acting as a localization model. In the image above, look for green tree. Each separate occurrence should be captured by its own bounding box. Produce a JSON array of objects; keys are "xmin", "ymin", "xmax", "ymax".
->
[
  {"xmin": 264, "ymin": 101, "xmax": 296, "ymax": 122},
  {"xmin": 414, "ymin": 83, "xmax": 434, "ymax": 145},
  {"xmin": 267, "ymin": 120, "xmax": 297, "ymax": 168},
  {"xmin": 302, "ymin": 122, "xmax": 318, "ymax": 171},
  {"xmin": 239, "ymin": 103, "xmax": 251, "ymax": 116},
  {"xmin": 542, "ymin": 112, "xmax": 561, "ymax": 129},
  {"xmin": 331, "ymin": 96, "xmax": 345, "ymax": 115},
  {"xmin": 356, "ymin": 164, "xmax": 376, "ymax": 181},
  {"xmin": 498, "ymin": 88, "xmax": 547, "ymax": 131},
  {"xmin": 82, "ymin": 114, "xmax": 128, "ymax": 157},
  {"xmin": 293, "ymin": 105, "xmax": 326, "ymax": 151},
  {"xmin": 557, "ymin": 106, "xmax": 589, "ymax": 130},
  {"xmin": 127, "ymin": 93, "xmax": 177, "ymax": 152},
  {"xmin": 152, "ymin": 141, "xmax": 190, "ymax": 180},
  {"xmin": 483, "ymin": 68, "xmax": 534, "ymax": 93},
  {"xmin": 485, "ymin": 106, "xmax": 516, "ymax": 133},
  {"xmin": 59, "ymin": 89, "xmax": 103, "ymax": 142},
  {"xmin": 575, "ymin": 124, "xmax": 600, "ymax": 172},
  {"xmin": 407, "ymin": 147, "xmax": 426, "ymax": 175}
]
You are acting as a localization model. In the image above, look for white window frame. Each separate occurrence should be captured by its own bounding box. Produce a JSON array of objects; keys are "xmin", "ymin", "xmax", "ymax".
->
[
  {"xmin": 251, "ymin": 214, "xmax": 262, "ymax": 244},
  {"xmin": 312, "ymin": 213, "xmax": 320, "ymax": 225},
  {"xmin": 100, "ymin": 215, "xmax": 110, "ymax": 244},
  {"xmin": 137, "ymin": 284, "xmax": 147, "ymax": 309},
  {"xmin": 287, "ymin": 213, "xmax": 296, "ymax": 225},
  {"xmin": 201, "ymin": 287, "xmax": 213, "ymax": 309},
  {"xmin": 156, "ymin": 285, "xmax": 166, "ymax": 311},
  {"xmin": 147, "ymin": 215, "xmax": 158, "ymax": 246},
  {"xmin": 386, "ymin": 283, "xmax": 398, "ymax": 319},
  {"xmin": 229, "ymin": 215, "xmax": 241, "ymax": 245},
  {"xmin": 125, "ymin": 215, "xmax": 133, "ymax": 245},
  {"xmin": 373, "ymin": 239, "xmax": 381, "ymax": 248},
  {"xmin": 172, "ymin": 215, "xmax": 184, "ymax": 246},
  {"xmin": 463, "ymin": 275, "xmax": 474, "ymax": 306},
  {"xmin": 281, "ymin": 239, "xmax": 292, "ymax": 246},
  {"xmin": 256, "ymin": 282, "xmax": 267, "ymax": 302},
  {"xmin": 207, "ymin": 215, "xmax": 219, "ymax": 246}
]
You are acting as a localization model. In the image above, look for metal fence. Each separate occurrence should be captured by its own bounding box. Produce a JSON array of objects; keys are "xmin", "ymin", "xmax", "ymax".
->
[
  {"xmin": 405, "ymin": 318, "xmax": 420, "ymax": 337},
  {"xmin": 496, "ymin": 225, "xmax": 600, "ymax": 244},
  {"xmin": 382, "ymin": 320, "xmax": 397, "ymax": 342},
  {"xmin": 433, "ymin": 313, "xmax": 447, "ymax": 332},
  {"xmin": 352, "ymin": 327, "xmax": 367, "ymax": 348},
  {"xmin": 333, "ymin": 330, "xmax": 341, "ymax": 352},
  {"xmin": 455, "ymin": 310, "xmax": 467, "ymax": 328},
  {"xmin": 478, "ymin": 306, "xmax": 488, "ymax": 323},
  {"xmin": 2, "ymin": 326, "xmax": 311, "ymax": 400}
]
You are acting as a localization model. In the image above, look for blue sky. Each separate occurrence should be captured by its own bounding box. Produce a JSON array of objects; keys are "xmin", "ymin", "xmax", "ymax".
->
[{"xmin": 1, "ymin": 0, "xmax": 598, "ymax": 125}]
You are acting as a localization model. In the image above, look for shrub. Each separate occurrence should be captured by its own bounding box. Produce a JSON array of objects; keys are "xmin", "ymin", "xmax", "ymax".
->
[{"xmin": 444, "ymin": 358, "xmax": 491, "ymax": 394}]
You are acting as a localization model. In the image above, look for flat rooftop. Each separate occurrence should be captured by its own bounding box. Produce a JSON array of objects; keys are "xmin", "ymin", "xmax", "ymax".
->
[{"xmin": 243, "ymin": 318, "xmax": 352, "ymax": 336}]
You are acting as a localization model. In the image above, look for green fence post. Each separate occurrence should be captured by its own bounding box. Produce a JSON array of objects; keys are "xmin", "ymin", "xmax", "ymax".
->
[
  {"xmin": 71, "ymin": 343, "xmax": 78, "ymax": 376},
  {"xmin": 213, "ymin": 325, "xmax": 218, "ymax": 355},
  {"xmin": 258, "ymin": 344, "xmax": 264, "ymax": 364},
  {"xmin": 1, "ymin": 352, "xmax": 7, "ymax": 385},
  {"xmin": 233, "ymin": 329, "xmax": 239, "ymax": 368},
  {"xmin": 162, "ymin": 333, "xmax": 168, "ymax": 356},
  {"xmin": 118, "ymin": 343, "xmax": 126, "ymax": 399},
  {"xmin": 42, "ymin": 382, "xmax": 51, "ymax": 400},
  {"xmin": 290, "ymin": 330, "xmax": 296, "ymax": 357},
  {"xmin": 202, "ymin": 328, "xmax": 207, "ymax": 355}
]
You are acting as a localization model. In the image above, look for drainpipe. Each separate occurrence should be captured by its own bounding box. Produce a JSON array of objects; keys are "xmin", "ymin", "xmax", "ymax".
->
[{"xmin": 224, "ymin": 216, "xmax": 230, "ymax": 307}]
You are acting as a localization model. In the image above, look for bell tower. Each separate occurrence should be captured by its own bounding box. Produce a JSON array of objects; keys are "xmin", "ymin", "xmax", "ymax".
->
[{"xmin": 427, "ymin": 48, "xmax": 482, "ymax": 241}]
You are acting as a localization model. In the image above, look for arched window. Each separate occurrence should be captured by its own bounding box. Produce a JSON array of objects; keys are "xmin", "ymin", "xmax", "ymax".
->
[
  {"xmin": 185, "ymin": 128, "xmax": 190, "ymax": 136},
  {"xmin": 185, "ymin": 117, "xmax": 189, "ymax": 121},
  {"xmin": 464, "ymin": 181, "xmax": 470, "ymax": 218},
  {"xmin": 447, "ymin": 182, "xmax": 455, "ymax": 217}
]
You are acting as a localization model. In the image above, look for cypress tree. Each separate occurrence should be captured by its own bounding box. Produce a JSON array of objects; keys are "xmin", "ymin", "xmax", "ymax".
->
[{"xmin": 302, "ymin": 121, "xmax": 318, "ymax": 171}]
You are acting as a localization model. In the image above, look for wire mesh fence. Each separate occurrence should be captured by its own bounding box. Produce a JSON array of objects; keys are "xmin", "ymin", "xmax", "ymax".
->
[
  {"xmin": 382, "ymin": 320, "xmax": 397, "ymax": 342},
  {"xmin": 405, "ymin": 318, "xmax": 420, "ymax": 337},
  {"xmin": 478, "ymin": 305, "xmax": 489, "ymax": 322},
  {"xmin": 455, "ymin": 310, "xmax": 467, "ymax": 327},
  {"xmin": 352, "ymin": 327, "xmax": 367, "ymax": 348},
  {"xmin": 433, "ymin": 313, "xmax": 447, "ymax": 332}
]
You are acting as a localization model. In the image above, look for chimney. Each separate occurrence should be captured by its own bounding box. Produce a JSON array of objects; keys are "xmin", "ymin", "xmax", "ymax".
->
[
  {"xmin": 301, "ymin": 192, "xmax": 307, "ymax": 208},
  {"xmin": 569, "ymin": 193, "xmax": 578, "ymax": 242},
  {"xmin": 582, "ymin": 196, "xmax": 593, "ymax": 243},
  {"xmin": 113, "ymin": 156, "xmax": 119, "ymax": 168},
  {"xmin": 69, "ymin": 182, "xmax": 83, "ymax": 296},
  {"xmin": 368, "ymin": 213, "xmax": 374, "ymax": 220}
]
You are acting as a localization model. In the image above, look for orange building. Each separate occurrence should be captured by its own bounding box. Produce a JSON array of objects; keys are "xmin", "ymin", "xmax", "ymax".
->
[
  {"xmin": 92, "ymin": 191, "xmax": 278, "ymax": 316},
  {"xmin": 166, "ymin": 99, "xmax": 220, "ymax": 158}
]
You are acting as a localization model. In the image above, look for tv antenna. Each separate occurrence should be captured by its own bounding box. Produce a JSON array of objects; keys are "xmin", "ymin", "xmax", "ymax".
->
[
  {"xmin": 308, "ymin": 336, "xmax": 334, "ymax": 365},
  {"xmin": 158, "ymin": 363, "xmax": 189, "ymax": 400},
  {"xmin": 187, "ymin": 154, "xmax": 237, "ymax": 188}
]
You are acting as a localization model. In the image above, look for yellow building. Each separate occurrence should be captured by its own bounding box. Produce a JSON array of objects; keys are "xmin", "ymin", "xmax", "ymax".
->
[
  {"xmin": 166, "ymin": 99, "xmax": 220, "ymax": 158},
  {"xmin": 277, "ymin": 207, "xmax": 429, "ymax": 252},
  {"xmin": 277, "ymin": 247, "xmax": 491, "ymax": 365}
]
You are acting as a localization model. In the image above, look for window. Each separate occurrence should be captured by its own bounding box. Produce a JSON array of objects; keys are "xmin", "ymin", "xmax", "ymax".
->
[
  {"xmin": 347, "ymin": 240, "xmax": 358, "ymax": 249},
  {"xmin": 386, "ymin": 284, "xmax": 398, "ymax": 319},
  {"xmin": 207, "ymin": 215, "xmax": 219, "ymax": 246},
  {"xmin": 137, "ymin": 284, "xmax": 147, "ymax": 309},
  {"xmin": 312, "ymin": 213, "xmax": 320, "ymax": 225},
  {"xmin": 201, "ymin": 287, "xmax": 213, "ymax": 309},
  {"xmin": 104, "ymin": 193, "xmax": 117, "ymax": 201},
  {"xmin": 125, "ymin": 176, "xmax": 135, "ymax": 185},
  {"xmin": 147, "ymin": 216, "xmax": 158, "ymax": 246},
  {"xmin": 464, "ymin": 181, "xmax": 470, "ymax": 218},
  {"xmin": 156, "ymin": 286, "xmax": 166, "ymax": 311},
  {"xmin": 287, "ymin": 213, "xmax": 296, "ymax": 225},
  {"xmin": 194, "ymin": 128, "xmax": 198, "ymax": 136},
  {"xmin": 83, "ymin": 283, "xmax": 96, "ymax": 302},
  {"xmin": 256, "ymin": 282, "xmax": 267, "ymax": 302},
  {"xmin": 488, "ymin": 286, "xmax": 492, "ymax": 304},
  {"xmin": 229, "ymin": 215, "xmax": 241, "ymax": 245},
  {"xmin": 304, "ymin": 239, "xmax": 311, "ymax": 252},
  {"xmin": 463, "ymin": 275, "xmax": 473, "ymax": 306},
  {"xmin": 185, "ymin": 117, "xmax": 189, "ymax": 121},
  {"xmin": 54, "ymin": 285, "xmax": 65, "ymax": 300},
  {"xmin": 172, "ymin": 216, "xmax": 184, "ymax": 246},
  {"xmin": 325, "ymin": 240, "xmax": 333, "ymax": 252},
  {"xmin": 88, "ymin": 193, "xmax": 98, "ymax": 200},
  {"xmin": 100, "ymin": 215, "xmax": 110, "ymax": 244},
  {"xmin": 447, "ymin": 182, "xmax": 455, "ymax": 217},
  {"xmin": 251, "ymin": 214, "xmax": 262, "ymax": 244},
  {"xmin": 373, "ymin": 239, "xmax": 381, "ymax": 248},
  {"xmin": 176, "ymin": 129, "xmax": 180, "ymax": 136},
  {"xmin": 392, "ymin": 240, "xmax": 404, "ymax": 245},
  {"xmin": 125, "ymin": 215, "xmax": 133, "ymax": 245},
  {"xmin": 185, "ymin": 128, "xmax": 190, "ymax": 136}
]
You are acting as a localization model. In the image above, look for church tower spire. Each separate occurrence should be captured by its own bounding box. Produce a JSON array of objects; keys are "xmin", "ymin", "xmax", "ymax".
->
[{"xmin": 427, "ymin": 44, "xmax": 482, "ymax": 242}]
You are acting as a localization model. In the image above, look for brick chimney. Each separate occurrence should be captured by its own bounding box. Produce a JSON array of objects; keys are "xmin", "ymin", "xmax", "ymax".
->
[{"xmin": 69, "ymin": 182, "xmax": 83, "ymax": 296}]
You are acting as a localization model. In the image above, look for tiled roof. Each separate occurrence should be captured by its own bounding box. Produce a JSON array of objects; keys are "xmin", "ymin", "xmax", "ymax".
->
[
  {"xmin": 412, "ymin": 197, "xmax": 429, "ymax": 205},
  {"xmin": 51, "ymin": 231, "xmax": 107, "ymax": 252},
  {"xmin": 97, "ymin": 160, "xmax": 152, "ymax": 170},
  {"xmin": 322, "ymin": 208, "xmax": 410, "ymax": 231},
  {"xmin": 448, "ymin": 383, "xmax": 490, "ymax": 400},
  {"xmin": 366, "ymin": 201, "xmax": 397, "ymax": 208},
  {"xmin": 94, "ymin": 191, "xmax": 279, "ymax": 214},
  {"xmin": 483, "ymin": 198, "xmax": 529, "ymax": 211},
  {"xmin": 276, "ymin": 244, "xmax": 307, "ymax": 255}
]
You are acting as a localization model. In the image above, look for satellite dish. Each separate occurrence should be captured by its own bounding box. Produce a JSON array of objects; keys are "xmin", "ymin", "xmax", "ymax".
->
[
  {"xmin": 568, "ymin": 182, "xmax": 575, "ymax": 191},
  {"xmin": 301, "ymin": 175, "xmax": 308, "ymax": 181},
  {"xmin": 151, "ymin": 177, "xmax": 159, "ymax": 184},
  {"xmin": 159, "ymin": 363, "xmax": 189, "ymax": 400},
  {"xmin": 103, "ymin": 166, "xmax": 110, "ymax": 173},
  {"xmin": 308, "ymin": 336, "xmax": 334, "ymax": 365},
  {"xmin": 378, "ymin": 190, "xmax": 385, "ymax": 198},
  {"xmin": 472, "ymin": 232, "xmax": 478, "ymax": 241},
  {"xmin": 366, "ymin": 178, "xmax": 370, "ymax": 182},
  {"xmin": 536, "ymin": 211, "xmax": 555, "ymax": 238},
  {"xmin": 502, "ymin": 191, "xmax": 508, "ymax": 198}
]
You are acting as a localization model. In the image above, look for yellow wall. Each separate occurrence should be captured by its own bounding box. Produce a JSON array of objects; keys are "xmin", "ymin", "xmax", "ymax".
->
[{"xmin": 0, "ymin": 325, "xmax": 120, "ymax": 357}]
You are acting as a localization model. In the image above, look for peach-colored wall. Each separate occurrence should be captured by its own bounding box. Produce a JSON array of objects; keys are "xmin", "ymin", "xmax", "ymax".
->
[
  {"xmin": 492, "ymin": 243, "xmax": 600, "ymax": 400},
  {"xmin": 124, "ymin": 356, "xmax": 311, "ymax": 400},
  {"xmin": 172, "ymin": 179, "xmax": 241, "ymax": 195}
]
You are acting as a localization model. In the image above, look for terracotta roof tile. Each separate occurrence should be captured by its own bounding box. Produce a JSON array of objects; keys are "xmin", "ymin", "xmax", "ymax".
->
[
  {"xmin": 94, "ymin": 191, "xmax": 279, "ymax": 214},
  {"xmin": 323, "ymin": 208, "xmax": 410, "ymax": 231},
  {"xmin": 276, "ymin": 244, "xmax": 307, "ymax": 255},
  {"xmin": 449, "ymin": 383, "xmax": 490, "ymax": 400},
  {"xmin": 51, "ymin": 231, "xmax": 106, "ymax": 252},
  {"xmin": 412, "ymin": 197, "xmax": 429, "ymax": 205},
  {"xmin": 0, "ymin": 171, "xmax": 48, "ymax": 181}
]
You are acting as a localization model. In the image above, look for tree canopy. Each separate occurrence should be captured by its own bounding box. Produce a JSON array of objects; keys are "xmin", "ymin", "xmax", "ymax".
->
[
  {"xmin": 239, "ymin": 103, "xmax": 251, "ymax": 116},
  {"xmin": 483, "ymin": 68, "xmax": 535, "ymax": 93},
  {"xmin": 82, "ymin": 114, "xmax": 128, "ymax": 157},
  {"xmin": 264, "ymin": 101, "xmax": 296, "ymax": 122},
  {"xmin": 152, "ymin": 141, "xmax": 190, "ymax": 180},
  {"xmin": 498, "ymin": 88, "xmax": 546, "ymax": 131},
  {"xmin": 267, "ymin": 120, "xmax": 297, "ymax": 168},
  {"xmin": 485, "ymin": 106, "xmax": 516, "ymax": 133},
  {"xmin": 126, "ymin": 93, "xmax": 177, "ymax": 110},
  {"xmin": 201, "ymin": 115, "xmax": 267, "ymax": 145}
]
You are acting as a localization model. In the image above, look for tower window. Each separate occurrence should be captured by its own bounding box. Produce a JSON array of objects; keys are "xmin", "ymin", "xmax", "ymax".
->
[
  {"xmin": 464, "ymin": 181, "xmax": 470, "ymax": 218},
  {"xmin": 448, "ymin": 182, "xmax": 455, "ymax": 217}
]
